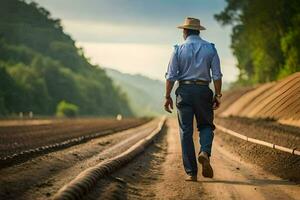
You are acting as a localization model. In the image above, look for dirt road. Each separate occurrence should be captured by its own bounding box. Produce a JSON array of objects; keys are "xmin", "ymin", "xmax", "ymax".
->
[
  {"xmin": 153, "ymin": 118, "xmax": 300, "ymax": 199},
  {"xmin": 1, "ymin": 118, "xmax": 299, "ymax": 200},
  {"xmin": 98, "ymin": 118, "xmax": 300, "ymax": 200}
]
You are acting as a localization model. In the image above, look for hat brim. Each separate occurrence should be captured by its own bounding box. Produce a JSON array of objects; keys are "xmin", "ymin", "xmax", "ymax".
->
[{"xmin": 177, "ymin": 25, "xmax": 206, "ymax": 31}]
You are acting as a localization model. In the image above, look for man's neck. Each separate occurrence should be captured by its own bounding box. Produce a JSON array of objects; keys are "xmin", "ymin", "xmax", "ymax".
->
[{"xmin": 186, "ymin": 34, "xmax": 201, "ymax": 42}]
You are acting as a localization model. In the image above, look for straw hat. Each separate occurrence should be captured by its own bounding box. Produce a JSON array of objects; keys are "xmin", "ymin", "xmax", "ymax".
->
[{"xmin": 177, "ymin": 17, "xmax": 206, "ymax": 31}]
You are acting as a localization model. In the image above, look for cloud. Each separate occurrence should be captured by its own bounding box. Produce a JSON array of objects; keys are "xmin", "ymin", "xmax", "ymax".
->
[
  {"xmin": 78, "ymin": 42, "xmax": 172, "ymax": 80},
  {"xmin": 62, "ymin": 19, "xmax": 176, "ymax": 44},
  {"xmin": 35, "ymin": 0, "xmax": 226, "ymax": 25}
]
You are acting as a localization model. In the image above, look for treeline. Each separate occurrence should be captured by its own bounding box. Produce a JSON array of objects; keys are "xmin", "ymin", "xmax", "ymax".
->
[
  {"xmin": 0, "ymin": 0, "xmax": 133, "ymax": 117},
  {"xmin": 215, "ymin": 0, "xmax": 300, "ymax": 85}
]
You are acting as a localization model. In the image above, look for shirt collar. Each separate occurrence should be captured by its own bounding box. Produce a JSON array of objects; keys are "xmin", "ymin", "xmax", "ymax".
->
[{"xmin": 185, "ymin": 35, "xmax": 202, "ymax": 43}]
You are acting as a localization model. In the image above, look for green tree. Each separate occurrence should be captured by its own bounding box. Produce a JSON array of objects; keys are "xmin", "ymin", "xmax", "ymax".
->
[
  {"xmin": 279, "ymin": 14, "xmax": 300, "ymax": 79},
  {"xmin": 8, "ymin": 63, "xmax": 51, "ymax": 114},
  {"xmin": 0, "ymin": 65, "xmax": 20, "ymax": 115},
  {"xmin": 56, "ymin": 100, "xmax": 79, "ymax": 117},
  {"xmin": 215, "ymin": 0, "xmax": 300, "ymax": 84}
]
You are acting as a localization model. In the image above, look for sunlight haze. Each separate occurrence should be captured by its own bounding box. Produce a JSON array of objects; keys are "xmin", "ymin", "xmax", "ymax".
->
[{"xmin": 33, "ymin": 0, "xmax": 239, "ymax": 82}]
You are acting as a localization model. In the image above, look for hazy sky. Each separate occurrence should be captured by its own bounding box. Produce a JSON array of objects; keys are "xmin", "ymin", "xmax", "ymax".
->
[{"xmin": 33, "ymin": 0, "xmax": 238, "ymax": 82}]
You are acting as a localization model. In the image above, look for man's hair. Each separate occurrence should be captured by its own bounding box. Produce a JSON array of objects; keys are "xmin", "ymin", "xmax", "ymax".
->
[{"xmin": 185, "ymin": 29, "xmax": 200, "ymax": 36}]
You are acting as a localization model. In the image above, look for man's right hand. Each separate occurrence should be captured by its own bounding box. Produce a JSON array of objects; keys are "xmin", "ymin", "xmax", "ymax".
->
[
  {"xmin": 212, "ymin": 96, "xmax": 221, "ymax": 110},
  {"xmin": 164, "ymin": 97, "xmax": 173, "ymax": 113}
]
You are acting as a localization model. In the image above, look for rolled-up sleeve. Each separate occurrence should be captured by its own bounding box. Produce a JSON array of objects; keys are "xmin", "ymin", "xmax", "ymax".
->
[
  {"xmin": 211, "ymin": 45, "xmax": 223, "ymax": 80},
  {"xmin": 165, "ymin": 45, "xmax": 179, "ymax": 81}
]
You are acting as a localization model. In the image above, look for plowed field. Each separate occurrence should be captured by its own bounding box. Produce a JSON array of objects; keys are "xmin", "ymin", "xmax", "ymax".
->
[{"xmin": 0, "ymin": 118, "xmax": 148, "ymax": 164}]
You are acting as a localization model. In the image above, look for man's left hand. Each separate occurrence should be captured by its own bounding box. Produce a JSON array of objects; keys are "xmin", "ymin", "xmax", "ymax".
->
[
  {"xmin": 212, "ymin": 96, "xmax": 221, "ymax": 110},
  {"xmin": 164, "ymin": 97, "xmax": 173, "ymax": 113}
]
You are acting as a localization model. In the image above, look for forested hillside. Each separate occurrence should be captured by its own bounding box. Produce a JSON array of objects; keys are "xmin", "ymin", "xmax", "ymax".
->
[
  {"xmin": 105, "ymin": 68, "xmax": 164, "ymax": 116},
  {"xmin": 215, "ymin": 0, "xmax": 300, "ymax": 85},
  {"xmin": 0, "ymin": 0, "xmax": 132, "ymax": 117}
]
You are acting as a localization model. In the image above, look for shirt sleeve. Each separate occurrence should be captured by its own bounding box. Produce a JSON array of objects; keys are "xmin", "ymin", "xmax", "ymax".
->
[
  {"xmin": 165, "ymin": 45, "xmax": 179, "ymax": 81},
  {"xmin": 211, "ymin": 43, "xmax": 223, "ymax": 80}
]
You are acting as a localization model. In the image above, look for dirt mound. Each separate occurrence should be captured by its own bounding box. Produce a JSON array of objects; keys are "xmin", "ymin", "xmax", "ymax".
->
[
  {"xmin": 221, "ymin": 72, "xmax": 300, "ymax": 127},
  {"xmin": 216, "ymin": 86, "xmax": 255, "ymax": 115}
]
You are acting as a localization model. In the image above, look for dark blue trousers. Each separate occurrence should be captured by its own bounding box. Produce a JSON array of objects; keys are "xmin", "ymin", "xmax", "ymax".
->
[{"xmin": 175, "ymin": 84, "xmax": 215, "ymax": 176}]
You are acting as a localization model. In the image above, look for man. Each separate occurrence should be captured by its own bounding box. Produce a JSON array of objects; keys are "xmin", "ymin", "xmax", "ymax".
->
[{"xmin": 164, "ymin": 17, "xmax": 222, "ymax": 182}]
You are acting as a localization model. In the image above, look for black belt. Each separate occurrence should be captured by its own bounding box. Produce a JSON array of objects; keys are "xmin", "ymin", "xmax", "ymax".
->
[{"xmin": 179, "ymin": 80, "xmax": 209, "ymax": 85}]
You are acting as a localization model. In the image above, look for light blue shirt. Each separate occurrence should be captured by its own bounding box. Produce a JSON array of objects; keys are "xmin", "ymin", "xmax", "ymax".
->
[{"xmin": 165, "ymin": 35, "xmax": 222, "ymax": 82}]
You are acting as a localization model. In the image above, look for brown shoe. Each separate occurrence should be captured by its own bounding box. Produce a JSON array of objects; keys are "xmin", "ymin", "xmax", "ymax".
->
[
  {"xmin": 185, "ymin": 175, "xmax": 197, "ymax": 182},
  {"xmin": 198, "ymin": 152, "xmax": 214, "ymax": 178}
]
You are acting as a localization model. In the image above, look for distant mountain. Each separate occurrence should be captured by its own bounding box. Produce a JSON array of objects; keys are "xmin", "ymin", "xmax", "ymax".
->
[{"xmin": 105, "ymin": 68, "xmax": 165, "ymax": 117}]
